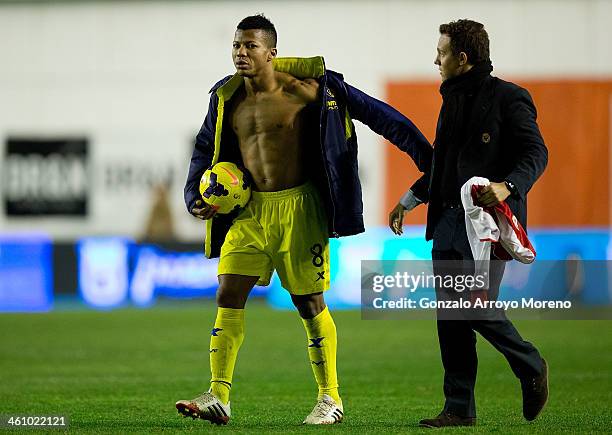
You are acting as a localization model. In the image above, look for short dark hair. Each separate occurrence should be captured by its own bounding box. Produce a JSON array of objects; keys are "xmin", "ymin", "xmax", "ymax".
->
[
  {"xmin": 439, "ymin": 19, "xmax": 490, "ymax": 64},
  {"xmin": 237, "ymin": 14, "xmax": 277, "ymax": 48}
]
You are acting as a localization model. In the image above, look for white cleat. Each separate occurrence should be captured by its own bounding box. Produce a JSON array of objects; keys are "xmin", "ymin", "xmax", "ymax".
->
[
  {"xmin": 175, "ymin": 391, "xmax": 231, "ymax": 425},
  {"xmin": 302, "ymin": 394, "xmax": 344, "ymax": 424}
]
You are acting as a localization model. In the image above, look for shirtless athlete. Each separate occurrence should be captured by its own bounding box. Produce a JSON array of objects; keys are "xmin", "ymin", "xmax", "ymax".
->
[{"xmin": 176, "ymin": 14, "xmax": 432, "ymax": 426}]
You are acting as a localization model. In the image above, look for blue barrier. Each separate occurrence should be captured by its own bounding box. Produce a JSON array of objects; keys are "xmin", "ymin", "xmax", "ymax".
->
[
  {"xmin": 76, "ymin": 239, "xmax": 268, "ymax": 309},
  {"xmin": 0, "ymin": 233, "xmax": 53, "ymax": 312},
  {"xmin": 0, "ymin": 227, "xmax": 609, "ymax": 311}
]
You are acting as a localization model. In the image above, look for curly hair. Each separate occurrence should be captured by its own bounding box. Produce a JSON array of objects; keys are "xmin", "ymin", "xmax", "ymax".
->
[
  {"xmin": 237, "ymin": 14, "xmax": 277, "ymax": 48},
  {"xmin": 439, "ymin": 19, "xmax": 490, "ymax": 64}
]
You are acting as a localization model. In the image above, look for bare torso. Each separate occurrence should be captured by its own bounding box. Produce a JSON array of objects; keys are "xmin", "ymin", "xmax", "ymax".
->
[{"xmin": 228, "ymin": 71, "xmax": 319, "ymax": 192}]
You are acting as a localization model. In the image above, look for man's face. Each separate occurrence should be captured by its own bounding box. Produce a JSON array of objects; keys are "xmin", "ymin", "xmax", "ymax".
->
[
  {"xmin": 232, "ymin": 29, "xmax": 276, "ymax": 77},
  {"xmin": 434, "ymin": 34, "xmax": 462, "ymax": 82}
]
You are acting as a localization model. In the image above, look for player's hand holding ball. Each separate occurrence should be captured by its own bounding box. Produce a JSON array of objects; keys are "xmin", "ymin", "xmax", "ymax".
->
[
  {"xmin": 191, "ymin": 199, "xmax": 217, "ymax": 220},
  {"xmin": 193, "ymin": 162, "xmax": 252, "ymax": 220}
]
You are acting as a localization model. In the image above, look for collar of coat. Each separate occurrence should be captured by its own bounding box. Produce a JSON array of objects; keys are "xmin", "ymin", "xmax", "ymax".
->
[{"xmin": 214, "ymin": 56, "xmax": 326, "ymax": 101}]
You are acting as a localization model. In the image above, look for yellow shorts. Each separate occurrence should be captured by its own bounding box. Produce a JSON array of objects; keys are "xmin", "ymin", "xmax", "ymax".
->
[{"xmin": 218, "ymin": 182, "xmax": 330, "ymax": 295}]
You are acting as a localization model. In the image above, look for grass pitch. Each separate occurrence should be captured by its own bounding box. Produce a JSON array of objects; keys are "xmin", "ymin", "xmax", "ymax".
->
[{"xmin": 0, "ymin": 300, "xmax": 610, "ymax": 433}]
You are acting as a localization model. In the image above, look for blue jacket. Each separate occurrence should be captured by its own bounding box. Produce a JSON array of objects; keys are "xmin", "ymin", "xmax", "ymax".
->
[{"xmin": 184, "ymin": 57, "xmax": 432, "ymax": 258}]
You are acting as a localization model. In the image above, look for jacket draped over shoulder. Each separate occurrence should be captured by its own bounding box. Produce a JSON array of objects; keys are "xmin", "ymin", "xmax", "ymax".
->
[{"xmin": 185, "ymin": 56, "xmax": 433, "ymax": 258}]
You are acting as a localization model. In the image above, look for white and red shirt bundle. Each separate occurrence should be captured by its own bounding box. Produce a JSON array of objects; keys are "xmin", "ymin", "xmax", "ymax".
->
[{"xmin": 460, "ymin": 177, "xmax": 536, "ymax": 264}]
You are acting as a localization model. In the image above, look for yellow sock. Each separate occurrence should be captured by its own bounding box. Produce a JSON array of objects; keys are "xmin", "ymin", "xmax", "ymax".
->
[
  {"xmin": 209, "ymin": 307, "xmax": 244, "ymax": 405},
  {"xmin": 302, "ymin": 306, "xmax": 341, "ymax": 404}
]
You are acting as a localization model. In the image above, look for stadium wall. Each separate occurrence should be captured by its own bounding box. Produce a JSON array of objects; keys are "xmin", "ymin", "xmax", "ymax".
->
[
  {"xmin": 385, "ymin": 79, "xmax": 612, "ymax": 227},
  {"xmin": 1, "ymin": 0, "xmax": 611, "ymax": 240}
]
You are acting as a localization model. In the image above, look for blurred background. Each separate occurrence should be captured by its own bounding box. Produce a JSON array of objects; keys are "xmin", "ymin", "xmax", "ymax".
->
[{"xmin": 1, "ymin": 0, "xmax": 611, "ymax": 311}]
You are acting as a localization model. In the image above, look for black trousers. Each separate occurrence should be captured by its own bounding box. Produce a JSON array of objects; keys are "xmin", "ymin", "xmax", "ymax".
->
[{"xmin": 432, "ymin": 207, "xmax": 544, "ymax": 418}]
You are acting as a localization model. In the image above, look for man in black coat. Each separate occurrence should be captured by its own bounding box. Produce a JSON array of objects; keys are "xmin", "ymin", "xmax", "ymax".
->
[{"xmin": 389, "ymin": 19, "xmax": 549, "ymax": 427}]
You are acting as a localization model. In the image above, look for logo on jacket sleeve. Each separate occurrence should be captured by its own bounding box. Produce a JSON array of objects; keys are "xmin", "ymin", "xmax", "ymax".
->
[
  {"xmin": 325, "ymin": 88, "xmax": 338, "ymax": 110},
  {"xmin": 481, "ymin": 132, "xmax": 491, "ymax": 143}
]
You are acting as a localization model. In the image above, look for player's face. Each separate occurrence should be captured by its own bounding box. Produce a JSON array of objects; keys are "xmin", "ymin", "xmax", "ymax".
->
[
  {"xmin": 435, "ymin": 34, "xmax": 462, "ymax": 82},
  {"xmin": 232, "ymin": 29, "xmax": 276, "ymax": 77}
]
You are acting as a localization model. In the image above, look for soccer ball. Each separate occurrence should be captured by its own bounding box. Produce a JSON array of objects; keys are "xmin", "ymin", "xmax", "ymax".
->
[{"xmin": 199, "ymin": 162, "xmax": 251, "ymax": 214}]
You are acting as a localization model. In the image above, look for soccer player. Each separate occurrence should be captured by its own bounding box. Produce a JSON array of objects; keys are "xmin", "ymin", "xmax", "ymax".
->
[{"xmin": 177, "ymin": 14, "xmax": 431, "ymax": 425}]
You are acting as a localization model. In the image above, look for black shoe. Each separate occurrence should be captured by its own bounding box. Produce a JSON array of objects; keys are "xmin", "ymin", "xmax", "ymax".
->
[
  {"xmin": 521, "ymin": 358, "xmax": 549, "ymax": 421},
  {"xmin": 419, "ymin": 411, "xmax": 476, "ymax": 428}
]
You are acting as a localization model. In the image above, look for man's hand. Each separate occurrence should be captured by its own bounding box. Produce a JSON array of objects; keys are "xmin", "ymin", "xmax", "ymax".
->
[
  {"xmin": 475, "ymin": 182, "xmax": 511, "ymax": 208},
  {"xmin": 389, "ymin": 203, "xmax": 407, "ymax": 235},
  {"xmin": 191, "ymin": 199, "xmax": 217, "ymax": 220}
]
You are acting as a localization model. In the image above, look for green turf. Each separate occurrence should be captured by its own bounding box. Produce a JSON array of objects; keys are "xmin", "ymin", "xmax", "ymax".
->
[{"xmin": 0, "ymin": 300, "xmax": 611, "ymax": 433}]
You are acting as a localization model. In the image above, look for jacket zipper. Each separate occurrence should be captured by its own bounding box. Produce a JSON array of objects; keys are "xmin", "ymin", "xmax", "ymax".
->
[{"xmin": 319, "ymin": 79, "xmax": 338, "ymax": 237}]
